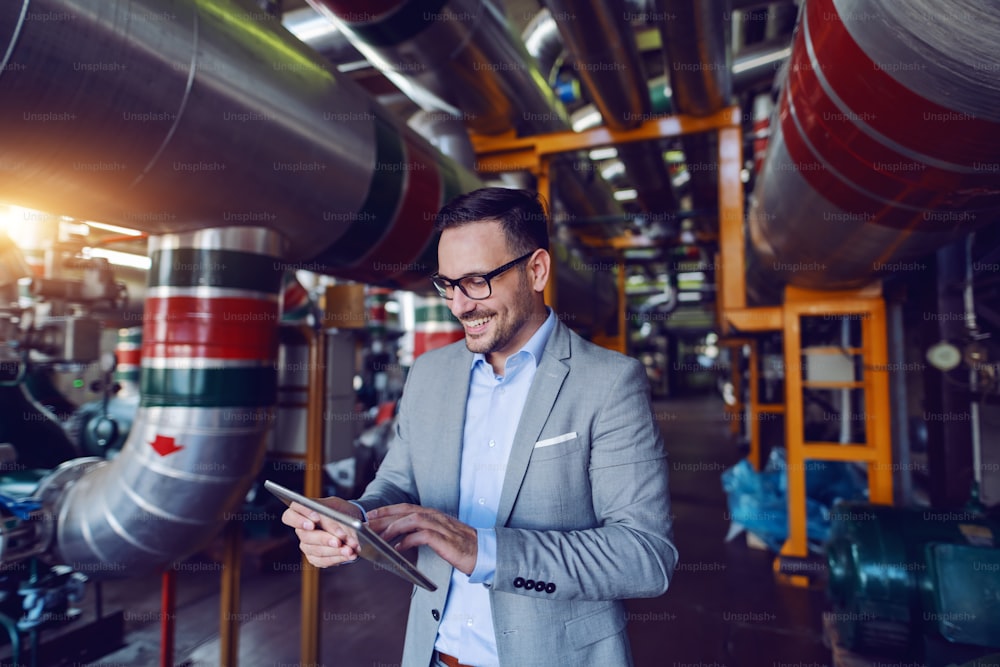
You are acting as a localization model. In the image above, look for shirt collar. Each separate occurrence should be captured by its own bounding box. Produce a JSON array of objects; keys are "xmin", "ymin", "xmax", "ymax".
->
[{"xmin": 471, "ymin": 307, "xmax": 557, "ymax": 374}]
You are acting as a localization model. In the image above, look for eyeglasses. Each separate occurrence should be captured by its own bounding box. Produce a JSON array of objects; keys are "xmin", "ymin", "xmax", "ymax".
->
[{"xmin": 431, "ymin": 250, "xmax": 536, "ymax": 300}]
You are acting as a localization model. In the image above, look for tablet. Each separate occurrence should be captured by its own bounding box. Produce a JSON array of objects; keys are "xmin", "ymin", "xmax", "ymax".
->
[{"xmin": 264, "ymin": 480, "xmax": 437, "ymax": 591}]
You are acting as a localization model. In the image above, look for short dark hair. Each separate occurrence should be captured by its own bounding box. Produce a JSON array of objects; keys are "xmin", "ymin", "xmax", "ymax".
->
[{"xmin": 434, "ymin": 187, "xmax": 549, "ymax": 255}]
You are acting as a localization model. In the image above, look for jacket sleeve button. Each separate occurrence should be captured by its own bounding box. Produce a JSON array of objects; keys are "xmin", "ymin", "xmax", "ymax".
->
[
  {"xmin": 545, "ymin": 582, "xmax": 556, "ymax": 594},
  {"xmin": 432, "ymin": 609, "xmax": 440, "ymax": 621},
  {"xmin": 524, "ymin": 579, "xmax": 535, "ymax": 590},
  {"xmin": 513, "ymin": 577, "xmax": 525, "ymax": 588}
]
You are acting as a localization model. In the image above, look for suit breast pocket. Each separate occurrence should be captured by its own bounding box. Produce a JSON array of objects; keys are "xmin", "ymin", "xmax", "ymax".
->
[
  {"xmin": 515, "ymin": 433, "xmax": 593, "ymax": 526},
  {"xmin": 530, "ymin": 432, "xmax": 584, "ymax": 462}
]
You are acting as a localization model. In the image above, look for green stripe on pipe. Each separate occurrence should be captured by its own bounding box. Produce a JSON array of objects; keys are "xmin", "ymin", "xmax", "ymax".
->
[
  {"xmin": 140, "ymin": 366, "xmax": 277, "ymax": 408},
  {"xmin": 649, "ymin": 79, "xmax": 672, "ymax": 114},
  {"xmin": 407, "ymin": 154, "xmax": 467, "ymax": 276},
  {"xmin": 148, "ymin": 249, "xmax": 282, "ymax": 293},
  {"xmin": 415, "ymin": 303, "xmax": 456, "ymax": 323},
  {"xmin": 348, "ymin": 0, "xmax": 449, "ymax": 48},
  {"xmin": 314, "ymin": 116, "xmax": 404, "ymax": 266}
]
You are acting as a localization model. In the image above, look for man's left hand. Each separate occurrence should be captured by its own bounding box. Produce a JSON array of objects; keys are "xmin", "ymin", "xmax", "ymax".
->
[{"xmin": 367, "ymin": 504, "xmax": 477, "ymax": 576}]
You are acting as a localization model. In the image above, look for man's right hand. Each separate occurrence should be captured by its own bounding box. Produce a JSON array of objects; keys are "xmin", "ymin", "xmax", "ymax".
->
[{"xmin": 281, "ymin": 496, "xmax": 364, "ymax": 568}]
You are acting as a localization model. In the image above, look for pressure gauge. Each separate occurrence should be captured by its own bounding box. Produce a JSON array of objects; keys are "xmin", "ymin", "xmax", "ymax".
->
[{"xmin": 926, "ymin": 341, "xmax": 962, "ymax": 371}]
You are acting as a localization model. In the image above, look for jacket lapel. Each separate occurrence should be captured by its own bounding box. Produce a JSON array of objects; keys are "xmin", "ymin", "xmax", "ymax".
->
[
  {"xmin": 428, "ymin": 343, "xmax": 472, "ymax": 519},
  {"xmin": 495, "ymin": 320, "xmax": 571, "ymax": 526}
]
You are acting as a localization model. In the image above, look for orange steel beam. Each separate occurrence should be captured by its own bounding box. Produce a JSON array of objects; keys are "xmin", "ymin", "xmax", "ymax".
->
[
  {"xmin": 777, "ymin": 294, "xmax": 808, "ymax": 587},
  {"xmin": 729, "ymin": 342, "xmax": 743, "ymax": 436},
  {"xmin": 863, "ymin": 297, "xmax": 894, "ymax": 504},
  {"xmin": 717, "ymin": 125, "xmax": 746, "ymax": 325},
  {"xmin": 577, "ymin": 234, "xmax": 659, "ymax": 250},
  {"xmin": 537, "ymin": 158, "xmax": 556, "ymax": 311},
  {"xmin": 472, "ymin": 107, "xmax": 743, "ymax": 172},
  {"xmin": 725, "ymin": 307, "xmax": 782, "ymax": 332},
  {"xmin": 301, "ymin": 327, "xmax": 326, "ymax": 665},
  {"xmin": 720, "ymin": 338, "xmax": 752, "ymax": 437},
  {"xmin": 747, "ymin": 339, "xmax": 766, "ymax": 471}
]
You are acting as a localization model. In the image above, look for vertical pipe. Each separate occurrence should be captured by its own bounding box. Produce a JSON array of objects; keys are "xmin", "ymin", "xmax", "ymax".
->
[
  {"xmin": 220, "ymin": 520, "xmax": 242, "ymax": 667},
  {"xmin": 160, "ymin": 570, "xmax": 176, "ymax": 667},
  {"xmin": 50, "ymin": 226, "xmax": 284, "ymax": 577},
  {"xmin": 748, "ymin": 340, "xmax": 761, "ymax": 471},
  {"xmin": 926, "ymin": 242, "xmax": 975, "ymax": 507},
  {"xmin": 779, "ymin": 300, "xmax": 808, "ymax": 575},
  {"xmin": 965, "ymin": 235, "xmax": 983, "ymax": 492},
  {"xmin": 886, "ymin": 290, "xmax": 912, "ymax": 506},
  {"xmin": 839, "ymin": 317, "xmax": 851, "ymax": 444}
]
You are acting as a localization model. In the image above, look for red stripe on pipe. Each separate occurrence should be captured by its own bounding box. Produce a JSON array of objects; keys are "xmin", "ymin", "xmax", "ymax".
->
[
  {"xmin": 414, "ymin": 331, "xmax": 464, "ymax": 359},
  {"xmin": 752, "ymin": 118, "xmax": 769, "ymax": 174},
  {"xmin": 777, "ymin": 88, "xmax": 986, "ymax": 231},
  {"xmin": 807, "ymin": 0, "xmax": 1000, "ymax": 166},
  {"xmin": 346, "ymin": 135, "xmax": 441, "ymax": 283},
  {"xmin": 282, "ymin": 281, "xmax": 310, "ymax": 310},
  {"xmin": 116, "ymin": 349, "xmax": 142, "ymax": 366},
  {"xmin": 788, "ymin": 5, "xmax": 1000, "ymax": 209},
  {"xmin": 142, "ymin": 297, "xmax": 278, "ymax": 360}
]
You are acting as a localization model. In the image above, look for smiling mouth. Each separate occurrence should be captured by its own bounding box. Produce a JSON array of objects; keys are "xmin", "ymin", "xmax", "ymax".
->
[{"xmin": 463, "ymin": 315, "xmax": 494, "ymax": 332}]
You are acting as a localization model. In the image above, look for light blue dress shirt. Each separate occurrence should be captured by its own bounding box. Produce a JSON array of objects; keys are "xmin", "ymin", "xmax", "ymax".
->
[{"xmin": 434, "ymin": 308, "xmax": 557, "ymax": 666}]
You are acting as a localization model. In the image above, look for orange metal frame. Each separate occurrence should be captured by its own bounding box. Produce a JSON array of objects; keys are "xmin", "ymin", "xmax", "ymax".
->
[
  {"xmin": 776, "ymin": 284, "xmax": 893, "ymax": 585},
  {"xmin": 711, "ymin": 119, "xmax": 894, "ymax": 586},
  {"xmin": 472, "ymin": 107, "xmax": 743, "ymax": 354},
  {"xmin": 718, "ymin": 337, "xmax": 780, "ymax": 472}
]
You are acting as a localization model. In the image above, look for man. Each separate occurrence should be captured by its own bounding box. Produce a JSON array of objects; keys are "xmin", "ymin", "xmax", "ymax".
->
[{"xmin": 282, "ymin": 187, "xmax": 677, "ymax": 667}]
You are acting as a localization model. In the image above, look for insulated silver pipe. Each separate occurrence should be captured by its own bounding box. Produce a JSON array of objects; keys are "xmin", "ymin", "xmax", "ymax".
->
[
  {"xmin": 302, "ymin": 0, "xmax": 624, "ymax": 226},
  {"xmin": 530, "ymin": 4, "xmax": 679, "ymax": 218},
  {"xmin": 747, "ymin": 0, "xmax": 1000, "ymax": 295},
  {"xmin": 39, "ymin": 227, "xmax": 285, "ymax": 577},
  {"xmin": 656, "ymin": 0, "xmax": 733, "ymax": 232}
]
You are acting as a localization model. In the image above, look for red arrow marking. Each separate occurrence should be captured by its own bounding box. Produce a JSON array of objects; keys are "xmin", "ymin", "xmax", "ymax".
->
[{"xmin": 150, "ymin": 434, "xmax": 184, "ymax": 457}]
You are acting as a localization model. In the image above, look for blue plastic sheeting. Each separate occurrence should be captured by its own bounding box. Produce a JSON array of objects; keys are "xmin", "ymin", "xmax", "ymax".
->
[{"xmin": 721, "ymin": 448, "xmax": 868, "ymax": 552}]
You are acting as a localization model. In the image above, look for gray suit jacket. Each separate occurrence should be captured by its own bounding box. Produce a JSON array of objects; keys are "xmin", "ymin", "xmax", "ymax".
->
[{"xmin": 356, "ymin": 319, "xmax": 677, "ymax": 667}]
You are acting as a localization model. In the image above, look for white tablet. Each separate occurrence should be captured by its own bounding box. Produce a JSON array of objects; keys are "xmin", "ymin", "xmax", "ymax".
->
[{"xmin": 265, "ymin": 480, "xmax": 437, "ymax": 592}]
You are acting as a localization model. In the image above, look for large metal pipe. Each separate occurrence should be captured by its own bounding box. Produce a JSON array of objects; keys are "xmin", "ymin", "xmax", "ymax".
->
[
  {"xmin": 538, "ymin": 3, "xmax": 650, "ymax": 129},
  {"xmin": 281, "ymin": 5, "xmax": 364, "ymax": 64},
  {"xmin": 0, "ymin": 0, "xmax": 483, "ymax": 287},
  {"xmin": 301, "ymin": 0, "xmax": 624, "ymax": 226},
  {"xmin": 38, "ymin": 227, "xmax": 284, "ymax": 577},
  {"xmin": 656, "ymin": 0, "xmax": 732, "ymax": 232},
  {"xmin": 747, "ymin": 0, "xmax": 1000, "ymax": 295},
  {"xmin": 657, "ymin": 0, "xmax": 732, "ymax": 116},
  {"xmin": 530, "ymin": 4, "xmax": 679, "ymax": 218}
]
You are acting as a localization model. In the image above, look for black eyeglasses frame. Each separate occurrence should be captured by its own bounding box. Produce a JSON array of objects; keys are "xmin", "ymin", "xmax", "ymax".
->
[{"xmin": 430, "ymin": 250, "xmax": 537, "ymax": 300}]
